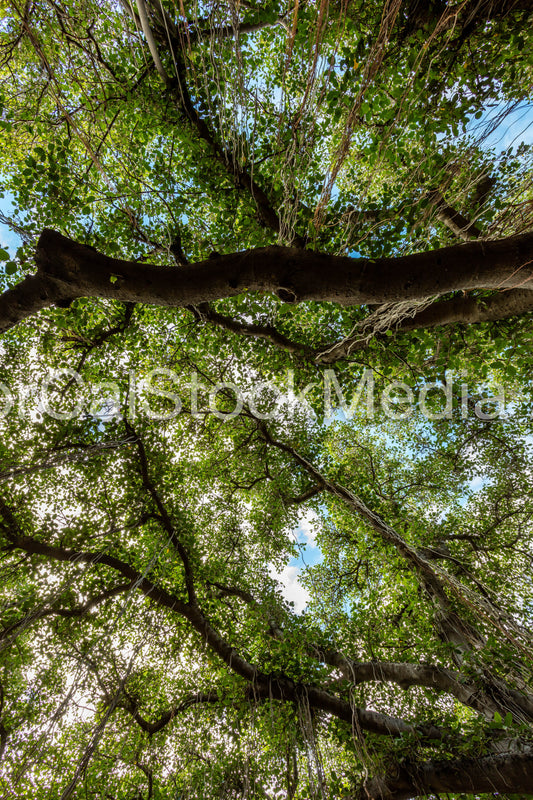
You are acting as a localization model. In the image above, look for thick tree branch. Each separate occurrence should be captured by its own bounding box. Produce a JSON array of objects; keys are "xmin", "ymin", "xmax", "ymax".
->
[
  {"xmin": 118, "ymin": 680, "xmax": 442, "ymax": 740},
  {"xmin": 394, "ymin": 287, "xmax": 533, "ymax": 330},
  {"xmin": 308, "ymin": 652, "xmax": 533, "ymax": 722},
  {"xmin": 472, "ymin": 174, "xmax": 496, "ymax": 210},
  {"xmin": 192, "ymin": 285, "xmax": 533, "ymax": 364},
  {"xmin": 353, "ymin": 749, "xmax": 533, "ymax": 800},
  {"xmin": 0, "ymin": 273, "xmax": 54, "ymax": 334},
  {"xmin": 314, "ymin": 288, "xmax": 533, "ymax": 363},
  {"xmin": 3, "ymin": 228, "xmax": 533, "ymax": 335}
]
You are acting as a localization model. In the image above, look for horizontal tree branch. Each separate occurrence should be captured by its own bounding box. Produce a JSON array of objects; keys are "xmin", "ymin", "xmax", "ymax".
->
[
  {"xmin": 314, "ymin": 288, "xmax": 533, "ymax": 363},
  {"xmin": 309, "ymin": 652, "xmax": 533, "ymax": 722},
  {"xmin": 353, "ymin": 749, "xmax": 533, "ymax": 800},
  {"xmin": 3, "ymin": 229, "xmax": 533, "ymax": 335},
  {"xmin": 118, "ymin": 681, "xmax": 443, "ymax": 741},
  {"xmin": 396, "ymin": 287, "xmax": 533, "ymax": 329}
]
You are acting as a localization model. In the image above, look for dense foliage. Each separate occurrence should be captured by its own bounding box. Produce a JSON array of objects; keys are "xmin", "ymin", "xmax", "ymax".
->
[{"xmin": 1, "ymin": 1, "xmax": 533, "ymax": 797}]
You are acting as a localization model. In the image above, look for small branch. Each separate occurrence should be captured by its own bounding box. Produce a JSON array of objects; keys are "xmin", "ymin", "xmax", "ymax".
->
[
  {"xmin": 190, "ymin": 303, "xmax": 314, "ymax": 357},
  {"xmin": 118, "ymin": 689, "xmax": 221, "ymax": 734},
  {"xmin": 427, "ymin": 189, "xmax": 482, "ymax": 241},
  {"xmin": 256, "ymin": 420, "xmax": 455, "ymax": 610},
  {"xmin": 284, "ymin": 484, "xmax": 324, "ymax": 504},
  {"xmin": 0, "ymin": 437, "xmax": 136, "ymax": 483},
  {"xmin": 206, "ymin": 581, "xmax": 256, "ymax": 605},
  {"xmin": 125, "ymin": 421, "xmax": 197, "ymax": 606},
  {"xmin": 0, "ymin": 583, "xmax": 134, "ymax": 645},
  {"xmin": 472, "ymin": 174, "xmax": 496, "ymax": 209},
  {"xmin": 62, "ymin": 303, "xmax": 135, "ymax": 386},
  {"xmin": 189, "ymin": 18, "xmax": 287, "ymax": 42}
]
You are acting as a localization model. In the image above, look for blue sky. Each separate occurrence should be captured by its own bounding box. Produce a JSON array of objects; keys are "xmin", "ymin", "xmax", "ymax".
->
[
  {"xmin": 0, "ymin": 191, "xmax": 20, "ymax": 254},
  {"xmin": 474, "ymin": 101, "xmax": 533, "ymax": 150}
]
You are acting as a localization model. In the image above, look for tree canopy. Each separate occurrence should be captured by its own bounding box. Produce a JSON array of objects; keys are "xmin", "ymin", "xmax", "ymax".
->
[{"xmin": 1, "ymin": 1, "xmax": 533, "ymax": 798}]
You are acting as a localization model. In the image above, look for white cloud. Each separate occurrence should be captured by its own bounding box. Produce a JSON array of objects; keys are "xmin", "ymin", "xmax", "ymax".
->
[
  {"xmin": 468, "ymin": 475, "xmax": 491, "ymax": 493},
  {"xmin": 295, "ymin": 508, "xmax": 320, "ymax": 546},
  {"xmin": 268, "ymin": 564, "xmax": 310, "ymax": 613}
]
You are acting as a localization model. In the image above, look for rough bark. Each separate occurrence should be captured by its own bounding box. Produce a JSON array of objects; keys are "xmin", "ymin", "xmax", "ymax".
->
[
  {"xmin": 307, "ymin": 655, "xmax": 533, "ymax": 721},
  {"xmin": 3, "ymin": 229, "xmax": 533, "ymax": 335},
  {"xmin": 354, "ymin": 750, "xmax": 533, "ymax": 799}
]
